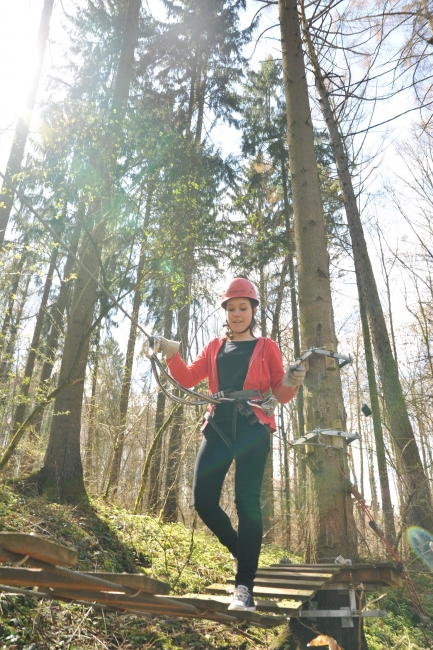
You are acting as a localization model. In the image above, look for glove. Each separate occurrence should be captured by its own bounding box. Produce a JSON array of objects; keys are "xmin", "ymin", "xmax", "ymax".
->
[
  {"xmin": 282, "ymin": 363, "xmax": 306, "ymax": 388},
  {"xmin": 142, "ymin": 336, "xmax": 180, "ymax": 359}
]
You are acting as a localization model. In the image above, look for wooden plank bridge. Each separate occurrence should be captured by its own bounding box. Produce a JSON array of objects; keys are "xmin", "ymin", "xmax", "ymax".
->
[{"xmin": 0, "ymin": 533, "xmax": 402, "ymax": 629}]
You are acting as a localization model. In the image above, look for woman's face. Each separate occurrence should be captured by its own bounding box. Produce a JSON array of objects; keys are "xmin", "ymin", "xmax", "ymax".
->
[{"xmin": 225, "ymin": 297, "xmax": 255, "ymax": 335}]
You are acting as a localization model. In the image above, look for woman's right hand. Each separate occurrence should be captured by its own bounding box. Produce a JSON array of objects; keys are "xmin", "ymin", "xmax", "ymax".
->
[
  {"xmin": 142, "ymin": 336, "xmax": 180, "ymax": 359},
  {"xmin": 282, "ymin": 363, "xmax": 306, "ymax": 388}
]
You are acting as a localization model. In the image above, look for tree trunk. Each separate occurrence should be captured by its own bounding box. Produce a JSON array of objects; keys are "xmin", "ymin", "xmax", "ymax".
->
[
  {"xmin": 36, "ymin": 225, "xmax": 104, "ymax": 502},
  {"xmin": 105, "ymin": 185, "xmax": 154, "ymax": 497},
  {"xmin": 281, "ymin": 156, "xmax": 306, "ymax": 507},
  {"xmin": 31, "ymin": 217, "xmax": 83, "ymax": 437},
  {"xmin": 134, "ymin": 405, "xmax": 180, "ymax": 514},
  {"xmin": 0, "ymin": 0, "xmax": 55, "ymax": 247},
  {"xmin": 0, "ymin": 273, "xmax": 32, "ymax": 384},
  {"xmin": 278, "ymin": 0, "xmax": 362, "ymax": 646},
  {"xmin": 35, "ymin": 0, "xmax": 142, "ymax": 503},
  {"xmin": 301, "ymin": 11, "xmax": 433, "ymax": 532},
  {"xmin": 11, "ymin": 248, "xmax": 58, "ymax": 440},
  {"xmin": 84, "ymin": 311, "xmax": 103, "ymax": 490},
  {"xmin": 0, "ymin": 247, "xmax": 28, "ymax": 362},
  {"xmin": 148, "ymin": 297, "xmax": 173, "ymax": 512},
  {"xmin": 358, "ymin": 280, "xmax": 396, "ymax": 544},
  {"xmin": 163, "ymin": 290, "xmax": 190, "ymax": 522}
]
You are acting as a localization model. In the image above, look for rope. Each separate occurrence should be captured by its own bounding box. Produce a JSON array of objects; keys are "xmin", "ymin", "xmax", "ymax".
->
[{"xmin": 315, "ymin": 433, "xmax": 433, "ymax": 647}]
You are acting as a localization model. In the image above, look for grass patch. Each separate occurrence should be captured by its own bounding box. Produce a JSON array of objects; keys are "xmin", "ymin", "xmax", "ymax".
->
[{"xmin": 0, "ymin": 482, "xmax": 432, "ymax": 648}]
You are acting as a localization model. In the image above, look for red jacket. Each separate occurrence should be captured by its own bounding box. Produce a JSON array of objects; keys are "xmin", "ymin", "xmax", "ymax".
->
[{"xmin": 166, "ymin": 336, "xmax": 297, "ymax": 432}]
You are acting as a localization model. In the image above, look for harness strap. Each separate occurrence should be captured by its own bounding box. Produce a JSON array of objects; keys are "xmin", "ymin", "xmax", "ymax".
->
[
  {"xmin": 204, "ymin": 413, "xmax": 236, "ymax": 455},
  {"xmin": 210, "ymin": 389, "xmax": 262, "ymax": 401}
]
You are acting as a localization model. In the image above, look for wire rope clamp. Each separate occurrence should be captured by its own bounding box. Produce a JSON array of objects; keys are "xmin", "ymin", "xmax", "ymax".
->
[
  {"xmin": 142, "ymin": 336, "xmax": 161, "ymax": 358},
  {"xmin": 291, "ymin": 428, "xmax": 360, "ymax": 451},
  {"xmin": 297, "ymin": 346, "xmax": 353, "ymax": 369}
]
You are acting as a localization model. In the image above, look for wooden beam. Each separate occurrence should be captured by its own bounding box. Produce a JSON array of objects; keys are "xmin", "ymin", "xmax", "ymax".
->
[
  {"xmin": 81, "ymin": 572, "xmax": 169, "ymax": 594},
  {"xmin": 0, "ymin": 533, "xmax": 77, "ymax": 566}
]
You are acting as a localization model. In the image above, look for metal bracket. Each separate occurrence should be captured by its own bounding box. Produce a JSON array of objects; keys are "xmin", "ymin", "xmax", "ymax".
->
[
  {"xmin": 291, "ymin": 428, "xmax": 360, "ymax": 447},
  {"xmin": 298, "ymin": 609, "xmax": 387, "ymax": 618},
  {"xmin": 299, "ymin": 590, "xmax": 387, "ymax": 627},
  {"xmin": 297, "ymin": 346, "xmax": 353, "ymax": 369}
]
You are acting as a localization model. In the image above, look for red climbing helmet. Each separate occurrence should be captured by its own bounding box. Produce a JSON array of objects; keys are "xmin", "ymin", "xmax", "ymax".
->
[{"xmin": 220, "ymin": 278, "xmax": 259, "ymax": 308}]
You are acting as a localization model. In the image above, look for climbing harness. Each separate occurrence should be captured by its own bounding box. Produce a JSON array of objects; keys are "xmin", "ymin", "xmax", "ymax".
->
[
  {"xmin": 204, "ymin": 390, "xmax": 271, "ymax": 457},
  {"xmin": 144, "ymin": 337, "xmax": 275, "ymax": 454}
]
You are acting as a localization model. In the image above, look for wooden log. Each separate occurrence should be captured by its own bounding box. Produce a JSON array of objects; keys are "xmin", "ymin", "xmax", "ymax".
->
[
  {"xmin": 81, "ymin": 572, "xmax": 169, "ymax": 594},
  {"xmin": 0, "ymin": 533, "xmax": 77, "ymax": 566}
]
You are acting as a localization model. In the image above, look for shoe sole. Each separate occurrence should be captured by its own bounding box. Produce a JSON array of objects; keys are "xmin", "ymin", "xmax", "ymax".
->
[{"xmin": 228, "ymin": 605, "xmax": 256, "ymax": 612}]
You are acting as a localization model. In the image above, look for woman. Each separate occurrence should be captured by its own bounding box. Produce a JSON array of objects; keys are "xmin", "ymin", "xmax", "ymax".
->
[{"xmin": 154, "ymin": 278, "xmax": 305, "ymax": 612}]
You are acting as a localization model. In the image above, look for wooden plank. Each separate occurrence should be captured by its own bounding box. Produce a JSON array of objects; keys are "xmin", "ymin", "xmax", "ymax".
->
[
  {"xmin": 206, "ymin": 583, "xmax": 315, "ymax": 599},
  {"xmin": 318, "ymin": 583, "xmax": 388, "ymax": 592},
  {"xmin": 0, "ymin": 533, "xmax": 77, "ymax": 567},
  {"xmin": 82, "ymin": 572, "xmax": 169, "ymax": 595},
  {"xmin": 51, "ymin": 588, "xmax": 199, "ymax": 614},
  {"xmin": 172, "ymin": 596, "xmax": 287, "ymax": 626},
  {"xmin": 226, "ymin": 576, "xmax": 325, "ymax": 589},
  {"xmin": 267, "ymin": 564, "xmax": 341, "ymax": 572},
  {"xmin": 181, "ymin": 594, "xmax": 304, "ymax": 614},
  {"xmin": 0, "ymin": 566, "xmax": 141, "ymax": 593},
  {"xmin": 331, "ymin": 567, "xmax": 403, "ymax": 588},
  {"xmin": 256, "ymin": 570, "xmax": 335, "ymax": 580}
]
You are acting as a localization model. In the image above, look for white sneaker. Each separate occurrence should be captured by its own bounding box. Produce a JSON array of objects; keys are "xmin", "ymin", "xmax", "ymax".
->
[{"xmin": 227, "ymin": 585, "xmax": 256, "ymax": 612}]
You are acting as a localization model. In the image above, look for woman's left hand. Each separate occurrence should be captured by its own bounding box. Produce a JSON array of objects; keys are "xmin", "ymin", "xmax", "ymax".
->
[{"xmin": 282, "ymin": 364, "xmax": 306, "ymax": 388}]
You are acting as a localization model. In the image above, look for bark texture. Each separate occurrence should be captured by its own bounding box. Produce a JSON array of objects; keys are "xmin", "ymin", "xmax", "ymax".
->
[{"xmin": 163, "ymin": 293, "xmax": 190, "ymax": 522}]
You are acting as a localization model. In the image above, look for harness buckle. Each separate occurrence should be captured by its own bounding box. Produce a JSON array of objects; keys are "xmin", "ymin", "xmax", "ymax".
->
[{"xmin": 247, "ymin": 395, "xmax": 278, "ymax": 417}]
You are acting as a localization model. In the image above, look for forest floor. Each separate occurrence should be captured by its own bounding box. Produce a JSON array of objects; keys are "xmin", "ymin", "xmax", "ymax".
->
[{"xmin": 0, "ymin": 482, "xmax": 432, "ymax": 650}]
